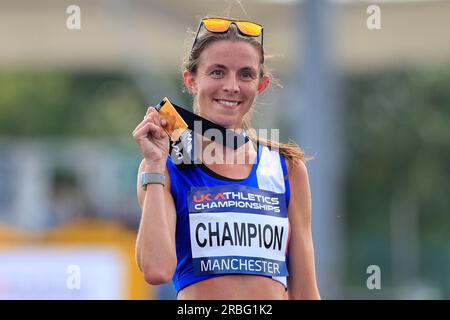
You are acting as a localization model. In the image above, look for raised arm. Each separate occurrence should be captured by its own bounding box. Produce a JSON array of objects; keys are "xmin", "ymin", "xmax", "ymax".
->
[
  {"xmin": 286, "ymin": 160, "xmax": 321, "ymax": 299},
  {"xmin": 133, "ymin": 107, "xmax": 177, "ymax": 285}
]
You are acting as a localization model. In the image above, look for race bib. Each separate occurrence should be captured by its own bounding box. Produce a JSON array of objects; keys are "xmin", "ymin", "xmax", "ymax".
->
[{"xmin": 188, "ymin": 185, "xmax": 289, "ymax": 277}]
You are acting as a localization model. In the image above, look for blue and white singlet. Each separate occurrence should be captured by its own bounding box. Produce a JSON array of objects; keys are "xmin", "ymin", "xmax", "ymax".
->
[{"xmin": 166, "ymin": 143, "xmax": 291, "ymax": 293}]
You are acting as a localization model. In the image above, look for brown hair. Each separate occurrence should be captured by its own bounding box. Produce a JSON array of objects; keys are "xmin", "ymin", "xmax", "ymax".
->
[{"xmin": 183, "ymin": 18, "xmax": 310, "ymax": 166}]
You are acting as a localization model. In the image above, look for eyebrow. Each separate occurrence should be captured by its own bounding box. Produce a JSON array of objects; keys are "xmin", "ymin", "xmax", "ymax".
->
[
  {"xmin": 207, "ymin": 64, "xmax": 257, "ymax": 73},
  {"xmin": 208, "ymin": 64, "xmax": 227, "ymax": 70},
  {"xmin": 240, "ymin": 67, "xmax": 257, "ymax": 73}
]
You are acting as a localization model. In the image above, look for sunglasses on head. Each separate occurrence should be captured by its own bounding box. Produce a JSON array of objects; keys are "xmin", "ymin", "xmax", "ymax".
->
[{"xmin": 191, "ymin": 18, "xmax": 264, "ymax": 53}]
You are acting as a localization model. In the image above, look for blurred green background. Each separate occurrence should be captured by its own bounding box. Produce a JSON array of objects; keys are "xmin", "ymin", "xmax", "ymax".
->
[{"xmin": 0, "ymin": 0, "xmax": 449, "ymax": 299}]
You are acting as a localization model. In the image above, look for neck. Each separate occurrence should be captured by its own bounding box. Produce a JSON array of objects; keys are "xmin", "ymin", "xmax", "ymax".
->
[{"xmin": 197, "ymin": 133, "xmax": 255, "ymax": 166}]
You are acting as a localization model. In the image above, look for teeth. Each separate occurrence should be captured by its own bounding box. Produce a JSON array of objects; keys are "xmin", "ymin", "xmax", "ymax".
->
[{"xmin": 217, "ymin": 99, "xmax": 239, "ymax": 107}]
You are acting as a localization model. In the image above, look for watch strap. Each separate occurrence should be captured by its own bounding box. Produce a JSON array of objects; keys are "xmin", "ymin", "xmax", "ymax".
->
[{"xmin": 141, "ymin": 172, "xmax": 165, "ymax": 190}]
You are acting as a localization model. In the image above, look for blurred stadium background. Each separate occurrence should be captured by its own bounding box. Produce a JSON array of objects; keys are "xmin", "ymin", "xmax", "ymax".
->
[{"xmin": 0, "ymin": 0, "xmax": 449, "ymax": 299}]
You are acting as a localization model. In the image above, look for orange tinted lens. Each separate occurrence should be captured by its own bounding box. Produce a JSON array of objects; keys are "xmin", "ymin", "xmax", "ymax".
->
[
  {"xmin": 235, "ymin": 21, "xmax": 262, "ymax": 37},
  {"xmin": 203, "ymin": 18, "xmax": 232, "ymax": 32}
]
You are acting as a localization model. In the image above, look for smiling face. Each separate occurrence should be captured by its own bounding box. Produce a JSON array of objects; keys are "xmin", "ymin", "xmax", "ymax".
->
[{"xmin": 184, "ymin": 40, "xmax": 269, "ymax": 129}]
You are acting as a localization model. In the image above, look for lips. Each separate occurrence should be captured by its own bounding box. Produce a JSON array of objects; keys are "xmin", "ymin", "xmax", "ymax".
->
[{"xmin": 213, "ymin": 99, "xmax": 242, "ymax": 107}]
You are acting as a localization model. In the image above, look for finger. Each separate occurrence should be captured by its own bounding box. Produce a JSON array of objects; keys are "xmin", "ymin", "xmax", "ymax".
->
[
  {"xmin": 134, "ymin": 122, "xmax": 165, "ymax": 141},
  {"xmin": 149, "ymin": 122, "xmax": 168, "ymax": 140},
  {"xmin": 134, "ymin": 110, "xmax": 166, "ymax": 138},
  {"xmin": 133, "ymin": 116, "xmax": 152, "ymax": 135},
  {"xmin": 149, "ymin": 110, "xmax": 161, "ymax": 127},
  {"xmin": 136, "ymin": 110, "xmax": 160, "ymax": 132},
  {"xmin": 134, "ymin": 124, "xmax": 156, "ymax": 143},
  {"xmin": 146, "ymin": 106, "xmax": 160, "ymax": 117},
  {"xmin": 143, "ymin": 108, "xmax": 161, "ymax": 127},
  {"xmin": 133, "ymin": 122, "xmax": 152, "ymax": 139}
]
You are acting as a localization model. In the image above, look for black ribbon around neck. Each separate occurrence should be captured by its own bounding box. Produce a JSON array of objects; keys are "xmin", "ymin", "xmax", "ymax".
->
[
  {"xmin": 155, "ymin": 98, "xmax": 251, "ymax": 170},
  {"xmin": 155, "ymin": 98, "xmax": 249, "ymax": 150}
]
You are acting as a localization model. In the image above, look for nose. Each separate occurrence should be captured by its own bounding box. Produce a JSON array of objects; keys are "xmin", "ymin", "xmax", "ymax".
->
[{"xmin": 222, "ymin": 74, "xmax": 240, "ymax": 94}]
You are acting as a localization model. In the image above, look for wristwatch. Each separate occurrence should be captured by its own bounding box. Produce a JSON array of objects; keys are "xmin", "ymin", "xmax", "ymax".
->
[{"xmin": 141, "ymin": 172, "xmax": 165, "ymax": 190}]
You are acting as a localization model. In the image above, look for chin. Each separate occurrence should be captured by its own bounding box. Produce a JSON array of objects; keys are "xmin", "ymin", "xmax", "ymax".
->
[
  {"xmin": 198, "ymin": 103, "xmax": 248, "ymax": 129},
  {"xmin": 210, "ymin": 115, "xmax": 242, "ymax": 129},
  {"xmin": 199, "ymin": 110, "xmax": 239, "ymax": 128}
]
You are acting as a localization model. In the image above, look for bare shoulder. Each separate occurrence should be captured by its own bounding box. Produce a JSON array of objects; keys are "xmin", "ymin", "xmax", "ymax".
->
[
  {"xmin": 285, "ymin": 158, "xmax": 311, "ymax": 220},
  {"xmin": 286, "ymin": 158, "xmax": 309, "ymax": 187}
]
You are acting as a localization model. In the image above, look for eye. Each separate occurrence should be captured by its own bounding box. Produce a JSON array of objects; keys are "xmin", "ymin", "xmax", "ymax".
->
[
  {"xmin": 210, "ymin": 69, "xmax": 224, "ymax": 78},
  {"xmin": 240, "ymin": 70, "xmax": 256, "ymax": 81}
]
